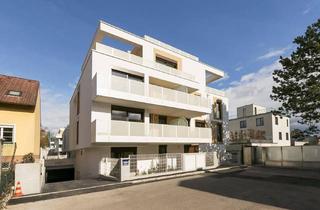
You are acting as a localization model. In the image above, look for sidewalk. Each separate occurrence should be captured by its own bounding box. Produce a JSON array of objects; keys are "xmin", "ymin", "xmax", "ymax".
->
[{"xmin": 9, "ymin": 166, "xmax": 242, "ymax": 205}]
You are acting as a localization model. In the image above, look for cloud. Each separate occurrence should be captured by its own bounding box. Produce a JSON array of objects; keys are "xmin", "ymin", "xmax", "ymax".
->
[
  {"xmin": 225, "ymin": 61, "xmax": 282, "ymax": 118},
  {"xmin": 257, "ymin": 46, "xmax": 291, "ymax": 60},
  {"xmin": 302, "ymin": 8, "xmax": 311, "ymax": 15},
  {"xmin": 68, "ymin": 76, "xmax": 79, "ymax": 89},
  {"xmin": 41, "ymin": 88, "xmax": 69, "ymax": 132},
  {"xmin": 225, "ymin": 60, "xmax": 307, "ymax": 130},
  {"xmin": 221, "ymin": 72, "xmax": 230, "ymax": 81},
  {"xmin": 235, "ymin": 66, "xmax": 243, "ymax": 71}
]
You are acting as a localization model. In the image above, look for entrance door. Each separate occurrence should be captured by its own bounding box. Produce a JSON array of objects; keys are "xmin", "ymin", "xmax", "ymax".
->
[{"xmin": 111, "ymin": 147, "xmax": 137, "ymax": 158}]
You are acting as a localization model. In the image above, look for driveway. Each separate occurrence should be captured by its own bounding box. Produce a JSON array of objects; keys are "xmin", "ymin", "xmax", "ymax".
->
[{"xmin": 8, "ymin": 167, "xmax": 320, "ymax": 210}]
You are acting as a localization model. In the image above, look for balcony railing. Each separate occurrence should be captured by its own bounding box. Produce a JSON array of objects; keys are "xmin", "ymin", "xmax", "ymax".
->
[
  {"xmin": 110, "ymin": 120, "xmax": 211, "ymax": 139},
  {"xmin": 206, "ymin": 87, "xmax": 225, "ymax": 97},
  {"xmin": 149, "ymin": 84, "xmax": 209, "ymax": 108},
  {"xmin": 111, "ymin": 75, "xmax": 145, "ymax": 96},
  {"xmin": 110, "ymin": 75, "xmax": 210, "ymax": 108},
  {"xmin": 95, "ymin": 42, "xmax": 196, "ymax": 81}
]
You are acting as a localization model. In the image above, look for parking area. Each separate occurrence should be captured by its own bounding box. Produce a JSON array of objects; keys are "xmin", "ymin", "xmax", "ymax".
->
[{"xmin": 9, "ymin": 166, "xmax": 320, "ymax": 210}]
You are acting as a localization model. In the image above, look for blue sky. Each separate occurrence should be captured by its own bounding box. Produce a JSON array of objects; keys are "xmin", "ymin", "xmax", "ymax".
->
[{"xmin": 0, "ymin": 0, "xmax": 319, "ymax": 130}]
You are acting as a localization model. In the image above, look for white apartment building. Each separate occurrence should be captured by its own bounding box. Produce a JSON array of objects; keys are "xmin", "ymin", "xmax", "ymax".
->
[
  {"xmin": 54, "ymin": 128, "xmax": 65, "ymax": 153},
  {"xmin": 69, "ymin": 21, "xmax": 228, "ymax": 179},
  {"xmin": 229, "ymin": 104, "xmax": 291, "ymax": 146}
]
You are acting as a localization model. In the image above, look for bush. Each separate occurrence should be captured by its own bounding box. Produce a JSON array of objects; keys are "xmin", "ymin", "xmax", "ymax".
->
[{"xmin": 22, "ymin": 153, "xmax": 35, "ymax": 163}]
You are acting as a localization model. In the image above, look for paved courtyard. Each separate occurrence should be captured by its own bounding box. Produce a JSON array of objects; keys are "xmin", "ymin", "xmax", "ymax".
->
[{"xmin": 8, "ymin": 167, "xmax": 320, "ymax": 210}]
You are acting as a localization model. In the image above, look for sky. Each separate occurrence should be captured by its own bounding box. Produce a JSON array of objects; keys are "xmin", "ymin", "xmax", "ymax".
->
[{"xmin": 0, "ymin": 0, "xmax": 319, "ymax": 131}]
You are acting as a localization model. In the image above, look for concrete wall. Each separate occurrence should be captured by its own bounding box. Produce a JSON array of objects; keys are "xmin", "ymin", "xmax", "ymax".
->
[
  {"xmin": 15, "ymin": 163, "xmax": 42, "ymax": 195},
  {"xmin": 261, "ymin": 146, "xmax": 320, "ymax": 169}
]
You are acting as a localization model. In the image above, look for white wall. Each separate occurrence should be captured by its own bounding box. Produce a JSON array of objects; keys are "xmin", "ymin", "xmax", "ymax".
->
[{"xmin": 15, "ymin": 163, "xmax": 42, "ymax": 195}]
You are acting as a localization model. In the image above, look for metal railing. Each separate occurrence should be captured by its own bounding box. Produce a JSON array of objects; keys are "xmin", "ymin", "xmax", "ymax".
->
[
  {"xmin": 129, "ymin": 153, "xmax": 183, "ymax": 176},
  {"xmin": 95, "ymin": 42, "xmax": 196, "ymax": 81}
]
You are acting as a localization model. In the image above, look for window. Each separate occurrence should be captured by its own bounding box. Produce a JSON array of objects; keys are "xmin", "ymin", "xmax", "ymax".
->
[
  {"xmin": 111, "ymin": 105, "xmax": 144, "ymax": 122},
  {"xmin": 76, "ymin": 121, "xmax": 79, "ymax": 145},
  {"xmin": 243, "ymin": 108, "xmax": 246, "ymax": 117},
  {"xmin": 286, "ymin": 133, "xmax": 289, "ymax": 140},
  {"xmin": 158, "ymin": 145, "xmax": 167, "ymax": 154},
  {"xmin": 0, "ymin": 125, "xmax": 14, "ymax": 143},
  {"xmin": 287, "ymin": 119, "xmax": 289, "ymax": 127},
  {"xmin": 76, "ymin": 89, "xmax": 80, "ymax": 115},
  {"xmin": 7, "ymin": 90, "xmax": 21, "ymax": 97},
  {"xmin": 184, "ymin": 145, "xmax": 199, "ymax": 153},
  {"xmin": 279, "ymin": 132, "xmax": 282, "ymax": 140},
  {"xmin": 155, "ymin": 56, "xmax": 177, "ymax": 69},
  {"xmin": 254, "ymin": 107, "xmax": 257, "ymax": 115},
  {"xmin": 112, "ymin": 69, "xmax": 144, "ymax": 82},
  {"xmin": 214, "ymin": 100, "xmax": 222, "ymax": 120},
  {"xmin": 195, "ymin": 120, "xmax": 206, "ymax": 128},
  {"xmin": 240, "ymin": 120, "xmax": 247, "ymax": 129},
  {"xmin": 275, "ymin": 117, "xmax": 278, "ymax": 125},
  {"xmin": 256, "ymin": 117, "xmax": 264, "ymax": 126},
  {"xmin": 158, "ymin": 115, "xmax": 167, "ymax": 124}
]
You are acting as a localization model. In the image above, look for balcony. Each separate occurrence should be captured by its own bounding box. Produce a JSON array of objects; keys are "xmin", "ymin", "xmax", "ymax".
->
[
  {"xmin": 109, "ymin": 75, "xmax": 210, "ymax": 108},
  {"xmin": 95, "ymin": 42, "xmax": 196, "ymax": 81},
  {"xmin": 91, "ymin": 120, "xmax": 212, "ymax": 144},
  {"xmin": 206, "ymin": 87, "xmax": 225, "ymax": 97},
  {"xmin": 93, "ymin": 73, "xmax": 211, "ymax": 116}
]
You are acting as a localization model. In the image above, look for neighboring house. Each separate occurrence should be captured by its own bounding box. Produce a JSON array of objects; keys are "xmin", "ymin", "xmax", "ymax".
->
[
  {"xmin": 54, "ymin": 128, "xmax": 65, "ymax": 153},
  {"xmin": 0, "ymin": 75, "xmax": 41, "ymax": 163},
  {"xmin": 68, "ymin": 21, "xmax": 228, "ymax": 179},
  {"xmin": 229, "ymin": 104, "xmax": 291, "ymax": 146}
]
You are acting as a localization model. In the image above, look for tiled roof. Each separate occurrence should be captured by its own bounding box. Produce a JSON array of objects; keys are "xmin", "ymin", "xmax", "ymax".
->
[{"xmin": 0, "ymin": 74, "xmax": 39, "ymax": 107}]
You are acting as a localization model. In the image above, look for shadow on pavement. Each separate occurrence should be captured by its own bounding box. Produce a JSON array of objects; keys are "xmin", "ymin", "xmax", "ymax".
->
[{"xmin": 179, "ymin": 167, "xmax": 320, "ymax": 210}]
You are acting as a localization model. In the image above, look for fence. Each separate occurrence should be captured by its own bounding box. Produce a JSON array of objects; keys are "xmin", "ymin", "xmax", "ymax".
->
[
  {"xmin": 99, "ymin": 152, "xmax": 217, "ymax": 181},
  {"xmin": 254, "ymin": 146, "xmax": 320, "ymax": 169}
]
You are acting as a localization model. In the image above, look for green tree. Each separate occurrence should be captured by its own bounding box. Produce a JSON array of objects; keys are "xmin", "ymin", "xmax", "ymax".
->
[
  {"xmin": 271, "ymin": 19, "xmax": 320, "ymax": 133},
  {"xmin": 40, "ymin": 128, "xmax": 50, "ymax": 148}
]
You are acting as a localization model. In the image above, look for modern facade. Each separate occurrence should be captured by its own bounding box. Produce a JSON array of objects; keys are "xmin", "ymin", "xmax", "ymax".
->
[
  {"xmin": 68, "ymin": 21, "xmax": 228, "ymax": 179},
  {"xmin": 229, "ymin": 104, "xmax": 290, "ymax": 146},
  {"xmin": 0, "ymin": 75, "xmax": 41, "ymax": 163}
]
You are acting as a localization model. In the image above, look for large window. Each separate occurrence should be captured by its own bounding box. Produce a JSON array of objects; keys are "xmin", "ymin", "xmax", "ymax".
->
[
  {"xmin": 155, "ymin": 56, "xmax": 178, "ymax": 69},
  {"xmin": 256, "ymin": 117, "xmax": 264, "ymax": 126},
  {"xmin": 158, "ymin": 145, "xmax": 167, "ymax": 154},
  {"xmin": 213, "ymin": 100, "xmax": 222, "ymax": 120},
  {"xmin": 112, "ymin": 69, "xmax": 144, "ymax": 82},
  {"xmin": 0, "ymin": 125, "xmax": 14, "ymax": 143},
  {"xmin": 111, "ymin": 105, "xmax": 144, "ymax": 122},
  {"xmin": 240, "ymin": 120, "xmax": 247, "ymax": 129}
]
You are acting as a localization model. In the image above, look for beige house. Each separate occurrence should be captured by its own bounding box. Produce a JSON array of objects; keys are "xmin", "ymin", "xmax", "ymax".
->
[
  {"xmin": 0, "ymin": 75, "xmax": 41, "ymax": 163},
  {"xmin": 229, "ymin": 104, "xmax": 290, "ymax": 146}
]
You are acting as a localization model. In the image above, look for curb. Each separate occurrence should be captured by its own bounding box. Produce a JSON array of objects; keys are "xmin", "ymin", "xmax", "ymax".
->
[{"xmin": 9, "ymin": 166, "xmax": 244, "ymax": 205}]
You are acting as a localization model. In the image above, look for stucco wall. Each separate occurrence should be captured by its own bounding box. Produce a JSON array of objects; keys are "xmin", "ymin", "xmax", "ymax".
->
[{"xmin": 0, "ymin": 91, "xmax": 40, "ymax": 162}]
